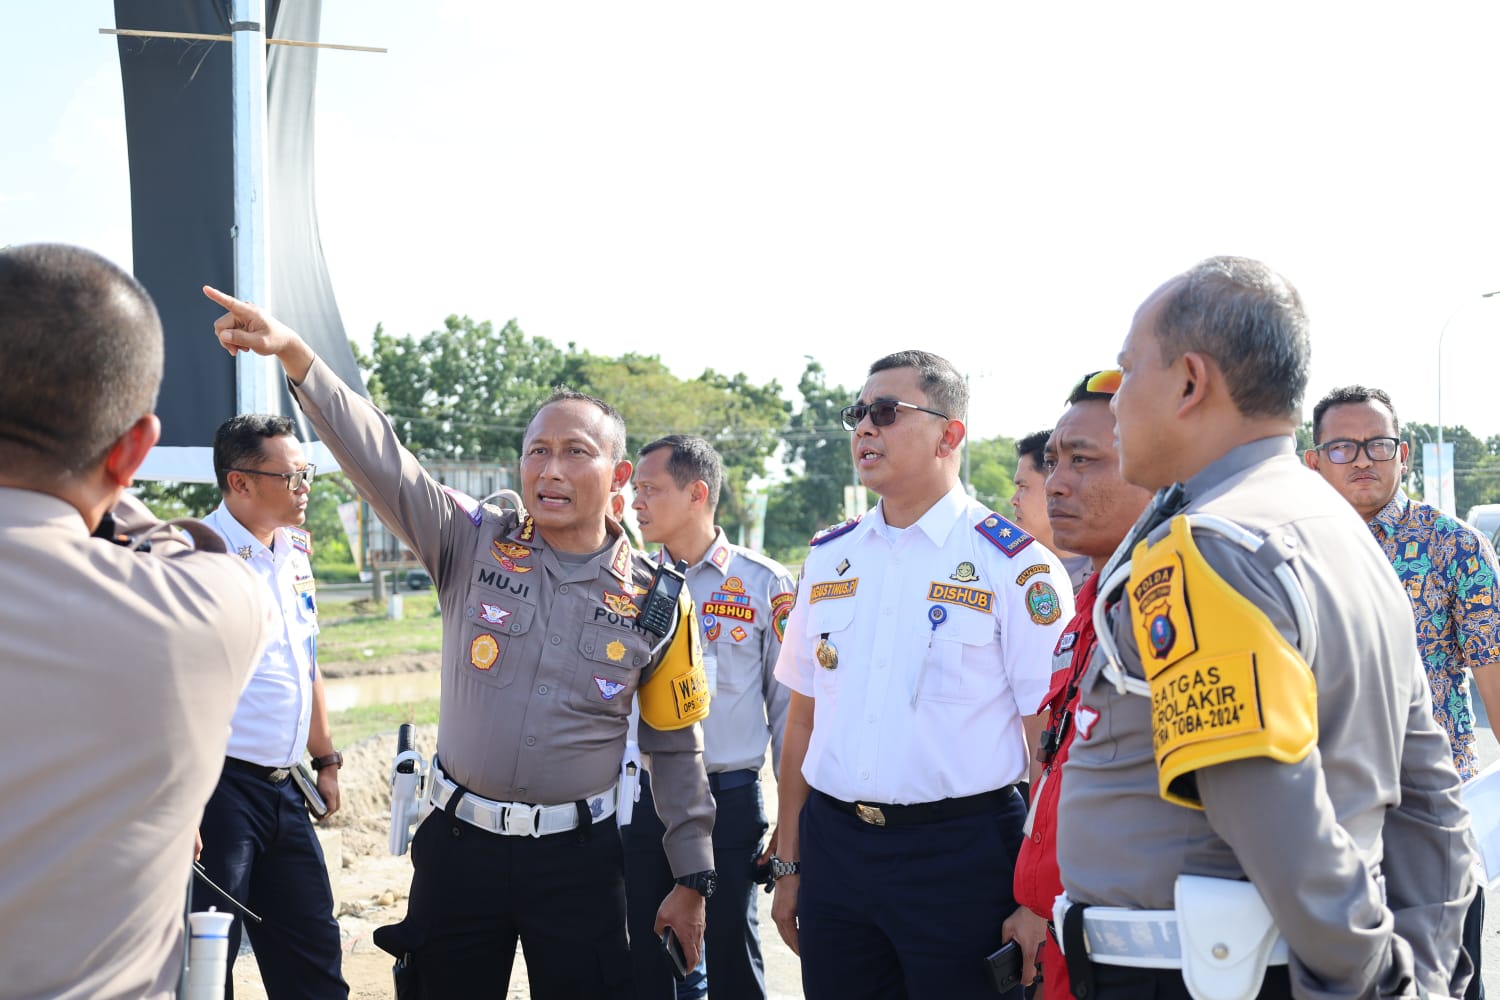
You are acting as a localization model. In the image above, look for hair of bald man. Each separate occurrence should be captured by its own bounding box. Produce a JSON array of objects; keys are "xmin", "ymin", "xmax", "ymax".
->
[{"xmin": 0, "ymin": 243, "xmax": 164, "ymax": 482}]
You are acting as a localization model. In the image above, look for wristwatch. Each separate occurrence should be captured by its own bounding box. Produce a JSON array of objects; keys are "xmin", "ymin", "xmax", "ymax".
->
[
  {"xmin": 310, "ymin": 751, "xmax": 343, "ymax": 771},
  {"xmin": 675, "ymin": 870, "xmax": 719, "ymax": 899},
  {"xmin": 767, "ymin": 856, "xmax": 800, "ymax": 882}
]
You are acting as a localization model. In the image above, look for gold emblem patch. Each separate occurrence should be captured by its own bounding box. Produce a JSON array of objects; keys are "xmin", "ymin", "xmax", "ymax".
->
[
  {"xmin": 950, "ymin": 561, "xmax": 980, "ymax": 583},
  {"xmin": 603, "ymin": 592, "xmax": 640, "ymax": 617},
  {"xmin": 470, "ymin": 633, "xmax": 500, "ymax": 670},
  {"xmin": 606, "ymin": 639, "xmax": 627, "ymax": 662}
]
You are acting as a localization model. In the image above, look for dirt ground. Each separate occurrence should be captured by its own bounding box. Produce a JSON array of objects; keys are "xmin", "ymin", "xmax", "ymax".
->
[{"xmin": 229, "ymin": 724, "xmax": 806, "ymax": 999}]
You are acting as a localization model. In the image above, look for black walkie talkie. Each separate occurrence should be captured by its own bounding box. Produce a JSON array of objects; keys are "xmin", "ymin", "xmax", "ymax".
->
[{"xmin": 639, "ymin": 559, "xmax": 689, "ymax": 637}]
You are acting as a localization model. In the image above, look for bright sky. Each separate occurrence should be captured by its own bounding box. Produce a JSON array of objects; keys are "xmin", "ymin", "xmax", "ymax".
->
[{"xmin": 5, "ymin": 1, "xmax": 1500, "ymax": 443}]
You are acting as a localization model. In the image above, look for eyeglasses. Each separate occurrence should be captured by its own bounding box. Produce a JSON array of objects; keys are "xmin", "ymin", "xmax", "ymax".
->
[
  {"xmin": 1313, "ymin": 438, "xmax": 1399, "ymax": 465},
  {"xmin": 839, "ymin": 400, "xmax": 950, "ymax": 431},
  {"xmin": 228, "ymin": 464, "xmax": 317, "ymax": 490},
  {"xmin": 1079, "ymin": 369, "xmax": 1122, "ymax": 395}
]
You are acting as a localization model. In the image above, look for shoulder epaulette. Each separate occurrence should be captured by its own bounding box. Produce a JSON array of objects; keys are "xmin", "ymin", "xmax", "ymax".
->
[
  {"xmin": 442, "ymin": 485, "xmax": 484, "ymax": 527},
  {"xmin": 975, "ymin": 512, "xmax": 1033, "ymax": 557},
  {"xmin": 809, "ymin": 516, "xmax": 862, "ymax": 547},
  {"xmin": 287, "ymin": 525, "xmax": 312, "ymax": 555}
]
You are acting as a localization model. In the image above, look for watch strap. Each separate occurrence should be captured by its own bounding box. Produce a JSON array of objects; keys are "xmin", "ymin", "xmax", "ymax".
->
[{"xmin": 310, "ymin": 751, "xmax": 343, "ymax": 771}]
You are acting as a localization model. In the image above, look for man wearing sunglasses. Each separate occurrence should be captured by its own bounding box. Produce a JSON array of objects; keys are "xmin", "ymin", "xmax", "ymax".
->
[
  {"xmin": 196, "ymin": 413, "xmax": 348, "ymax": 999},
  {"xmin": 1307, "ymin": 384, "xmax": 1500, "ymax": 999},
  {"xmin": 771, "ymin": 350, "xmax": 1071, "ymax": 998},
  {"xmin": 1055, "ymin": 257, "xmax": 1475, "ymax": 999}
]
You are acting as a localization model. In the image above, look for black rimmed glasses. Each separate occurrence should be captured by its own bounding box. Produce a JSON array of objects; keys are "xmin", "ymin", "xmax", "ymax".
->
[
  {"xmin": 228, "ymin": 464, "xmax": 317, "ymax": 490},
  {"xmin": 1313, "ymin": 438, "xmax": 1399, "ymax": 465},
  {"xmin": 839, "ymin": 400, "xmax": 950, "ymax": 432}
]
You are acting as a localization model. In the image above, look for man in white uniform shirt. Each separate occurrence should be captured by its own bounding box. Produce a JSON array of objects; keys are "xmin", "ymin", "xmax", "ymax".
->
[
  {"xmin": 196, "ymin": 413, "xmax": 348, "ymax": 999},
  {"xmin": 770, "ymin": 350, "xmax": 1070, "ymax": 999}
]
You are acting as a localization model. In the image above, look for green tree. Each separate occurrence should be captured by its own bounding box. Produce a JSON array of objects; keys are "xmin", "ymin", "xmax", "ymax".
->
[
  {"xmin": 1406, "ymin": 422, "xmax": 1490, "ymax": 512},
  {"xmin": 354, "ymin": 316, "xmax": 569, "ymax": 463},
  {"xmin": 563, "ymin": 353, "xmax": 789, "ymax": 532},
  {"xmin": 765, "ymin": 361, "xmax": 861, "ymax": 562},
  {"xmin": 965, "ymin": 435, "xmax": 1019, "ymax": 510}
]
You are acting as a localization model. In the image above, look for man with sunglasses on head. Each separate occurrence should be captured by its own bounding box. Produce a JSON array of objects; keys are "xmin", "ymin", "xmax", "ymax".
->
[
  {"xmin": 196, "ymin": 413, "xmax": 348, "ymax": 999},
  {"xmin": 1000, "ymin": 369, "xmax": 1153, "ymax": 1000},
  {"xmin": 770, "ymin": 350, "xmax": 1071, "ymax": 999},
  {"xmin": 1307, "ymin": 384, "xmax": 1500, "ymax": 999}
]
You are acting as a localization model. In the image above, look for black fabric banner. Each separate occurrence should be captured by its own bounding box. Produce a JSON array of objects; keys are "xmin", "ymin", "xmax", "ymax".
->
[{"xmin": 114, "ymin": 0, "xmax": 365, "ymax": 451}]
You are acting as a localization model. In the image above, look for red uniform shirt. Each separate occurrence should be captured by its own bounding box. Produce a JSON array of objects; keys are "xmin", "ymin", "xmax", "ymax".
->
[{"xmin": 1013, "ymin": 573, "xmax": 1099, "ymax": 1000}]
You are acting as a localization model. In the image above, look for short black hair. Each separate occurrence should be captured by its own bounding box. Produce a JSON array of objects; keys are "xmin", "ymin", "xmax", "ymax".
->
[
  {"xmin": 213, "ymin": 414, "xmax": 299, "ymax": 491},
  {"xmin": 1153, "ymin": 256, "xmax": 1310, "ymax": 421},
  {"xmin": 1016, "ymin": 430, "xmax": 1052, "ymax": 475},
  {"xmin": 0, "ymin": 244, "xmax": 164, "ymax": 481},
  {"xmin": 867, "ymin": 350, "xmax": 968, "ymax": 423},
  {"xmin": 1310, "ymin": 385, "xmax": 1400, "ymax": 443},
  {"xmin": 639, "ymin": 434, "xmax": 723, "ymax": 509},
  {"xmin": 533, "ymin": 387, "xmax": 628, "ymax": 462}
]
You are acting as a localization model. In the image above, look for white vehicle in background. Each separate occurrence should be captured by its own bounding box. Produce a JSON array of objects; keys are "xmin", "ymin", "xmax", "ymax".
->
[{"xmin": 1464, "ymin": 504, "xmax": 1500, "ymax": 540}]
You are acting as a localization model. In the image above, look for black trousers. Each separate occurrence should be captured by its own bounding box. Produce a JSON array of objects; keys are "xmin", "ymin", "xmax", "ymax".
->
[
  {"xmin": 379, "ymin": 806, "xmax": 633, "ymax": 999},
  {"xmin": 797, "ymin": 787, "xmax": 1027, "ymax": 1000},
  {"xmin": 1463, "ymin": 887, "xmax": 1485, "ymax": 1000},
  {"xmin": 193, "ymin": 766, "xmax": 347, "ymax": 1000},
  {"xmin": 623, "ymin": 769, "xmax": 770, "ymax": 1000}
]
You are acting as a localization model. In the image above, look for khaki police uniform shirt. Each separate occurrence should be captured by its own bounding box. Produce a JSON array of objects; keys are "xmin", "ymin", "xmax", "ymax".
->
[
  {"xmin": 290, "ymin": 357, "xmax": 714, "ymax": 874},
  {"xmin": 0, "ymin": 489, "xmax": 268, "ymax": 1000},
  {"xmin": 664, "ymin": 530, "xmax": 795, "ymax": 775},
  {"xmin": 1056, "ymin": 437, "xmax": 1475, "ymax": 999}
]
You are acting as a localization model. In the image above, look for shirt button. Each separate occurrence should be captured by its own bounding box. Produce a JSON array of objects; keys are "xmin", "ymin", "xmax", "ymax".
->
[
  {"xmin": 860, "ymin": 771, "xmax": 870, "ymax": 781},
  {"xmin": 538, "ymin": 685, "xmax": 549, "ymax": 695},
  {"xmin": 560, "ymin": 585, "xmax": 569, "ymax": 594},
  {"xmin": 511, "ymin": 623, "xmax": 522, "ymax": 633},
  {"xmin": 867, "ymin": 715, "xmax": 876, "ymax": 723},
  {"xmin": 550, "ymin": 635, "xmax": 561, "ymax": 645},
  {"xmin": 526, "ymin": 736, "xmax": 536, "ymax": 746},
  {"xmin": 465, "ymin": 606, "xmax": 474, "ymax": 617}
]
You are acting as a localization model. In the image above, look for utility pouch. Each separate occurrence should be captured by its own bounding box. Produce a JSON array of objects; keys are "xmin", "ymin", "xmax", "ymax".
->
[{"xmin": 1175, "ymin": 875, "xmax": 1283, "ymax": 1000}]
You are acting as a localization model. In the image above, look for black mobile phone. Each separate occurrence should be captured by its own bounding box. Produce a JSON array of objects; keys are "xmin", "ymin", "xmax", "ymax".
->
[
  {"xmin": 984, "ymin": 939, "xmax": 1023, "ymax": 994},
  {"xmin": 640, "ymin": 560, "xmax": 688, "ymax": 637},
  {"xmin": 661, "ymin": 928, "xmax": 689, "ymax": 979}
]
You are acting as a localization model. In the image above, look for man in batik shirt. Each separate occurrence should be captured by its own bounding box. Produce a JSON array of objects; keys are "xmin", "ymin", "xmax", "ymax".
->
[{"xmin": 1307, "ymin": 383, "xmax": 1498, "ymax": 1000}]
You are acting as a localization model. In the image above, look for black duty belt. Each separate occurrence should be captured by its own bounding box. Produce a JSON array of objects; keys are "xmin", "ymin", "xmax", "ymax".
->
[
  {"xmin": 708, "ymin": 769, "xmax": 758, "ymax": 794},
  {"xmin": 224, "ymin": 756, "xmax": 293, "ymax": 783},
  {"xmin": 816, "ymin": 787, "xmax": 1015, "ymax": 828}
]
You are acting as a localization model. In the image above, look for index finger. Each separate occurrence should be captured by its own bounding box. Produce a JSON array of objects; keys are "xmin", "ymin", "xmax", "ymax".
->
[{"xmin": 202, "ymin": 284, "xmax": 248, "ymax": 314}]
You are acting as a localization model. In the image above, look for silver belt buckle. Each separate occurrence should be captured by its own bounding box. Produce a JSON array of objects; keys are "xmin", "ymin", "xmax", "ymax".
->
[
  {"xmin": 504, "ymin": 803, "xmax": 542, "ymax": 837},
  {"xmin": 269, "ymin": 768, "xmax": 291, "ymax": 783},
  {"xmin": 854, "ymin": 803, "xmax": 886, "ymax": 826}
]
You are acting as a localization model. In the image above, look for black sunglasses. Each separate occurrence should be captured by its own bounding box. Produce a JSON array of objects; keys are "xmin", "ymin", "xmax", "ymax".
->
[
  {"xmin": 1313, "ymin": 438, "xmax": 1399, "ymax": 465},
  {"xmin": 228, "ymin": 465, "xmax": 317, "ymax": 491},
  {"xmin": 839, "ymin": 400, "xmax": 949, "ymax": 432}
]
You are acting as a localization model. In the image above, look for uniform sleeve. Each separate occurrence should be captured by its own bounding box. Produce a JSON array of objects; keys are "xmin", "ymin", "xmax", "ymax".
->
[
  {"xmin": 1190, "ymin": 535, "xmax": 1416, "ymax": 999},
  {"xmin": 638, "ymin": 717, "xmax": 715, "ymax": 875},
  {"xmin": 773, "ymin": 570, "xmax": 815, "ymax": 698},
  {"xmin": 1382, "ymin": 653, "xmax": 1479, "ymax": 999},
  {"xmin": 1000, "ymin": 554, "xmax": 1072, "ymax": 718},
  {"xmin": 289, "ymin": 357, "xmax": 466, "ymax": 585},
  {"xmin": 762, "ymin": 568, "xmax": 797, "ymax": 777},
  {"xmin": 1453, "ymin": 526, "xmax": 1500, "ymax": 672}
]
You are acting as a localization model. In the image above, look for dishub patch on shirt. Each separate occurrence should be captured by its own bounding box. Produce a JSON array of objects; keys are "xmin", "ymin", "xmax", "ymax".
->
[{"xmin": 926, "ymin": 582, "xmax": 994, "ymax": 613}]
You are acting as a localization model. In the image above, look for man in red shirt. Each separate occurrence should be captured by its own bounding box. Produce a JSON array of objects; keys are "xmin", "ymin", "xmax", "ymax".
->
[{"xmin": 1001, "ymin": 370, "xmax": 1153, "ymax": 996}]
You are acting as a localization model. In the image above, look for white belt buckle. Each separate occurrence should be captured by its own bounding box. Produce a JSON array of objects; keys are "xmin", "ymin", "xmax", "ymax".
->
[{"xmin": 505, "ymin": 803, "xmax": 543, "ymax": 838}]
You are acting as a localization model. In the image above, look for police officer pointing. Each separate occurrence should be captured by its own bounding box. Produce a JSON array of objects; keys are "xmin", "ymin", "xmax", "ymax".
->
[{"xmin": 203, "ymin": 285, "xmax": 717, "ymax": 999}]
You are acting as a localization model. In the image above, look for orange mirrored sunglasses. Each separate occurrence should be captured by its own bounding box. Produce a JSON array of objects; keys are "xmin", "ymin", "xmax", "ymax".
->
[{"xmin": 1078, "ymin": 369, "xmax": 1122, "ymax": 396}]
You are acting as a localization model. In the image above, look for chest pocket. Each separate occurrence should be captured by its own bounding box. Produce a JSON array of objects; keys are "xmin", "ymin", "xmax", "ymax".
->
[
  {"xmin": 461, "ymin": 590, "xmax": 538, "ymax": 690},
  {"xmin": 806, "ymin": 597, "xmax": 856, "ymax": 700},
  {"xmin": 572, "ymin": 624, "xmax": 651, "ymax": 717},
  {"xmin": 918, "ymin": 607, "xmax": 998, "ymax": 704}
]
